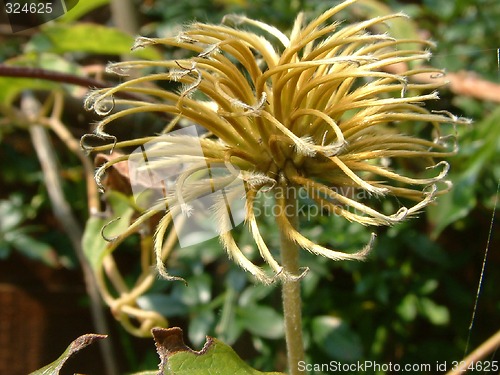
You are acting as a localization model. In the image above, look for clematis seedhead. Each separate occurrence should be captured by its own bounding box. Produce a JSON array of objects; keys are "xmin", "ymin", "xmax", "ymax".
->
[{"xmin": 84, "ymin": 0, "xmax": 470, "ymax": 284}]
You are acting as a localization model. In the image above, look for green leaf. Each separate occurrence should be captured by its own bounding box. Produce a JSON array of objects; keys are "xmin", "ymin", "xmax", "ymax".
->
[
  {"xmin": 0, "ymin": 198, "xmax": 25, "ymax": 232},
  {"xmin": 423, "ymin": 0, "xmax": 456, "ymax": 20},
  {"xmin": 0, "ymin": 197, "xmax": 59, "ymax": 266},
  {"xmin": 428, "ymin": 107, "xmax": 500, "ymax": 237},
  {"xmin": 0, "ymin": 240, "xmax": 12, "ymax": 259},
  {"xmin": 81, "ymin": 216, "xmax": 109, "ymax": 271},
  {"xmin": 180, "ymin": 273, "xmax": 212, "ymax": 306},
  {"xmin": 311, "ymin": 316, "xmax": 363, "ymax": 362},
  {"xmin": 13, "ymin": 51, "xmax": 83, "ymax": 73},
  {"xmin": 0, "ymin": 77, "xmax": 55, "ymax": 106},
  {"xmin": 352, "ymin": 0, "xmax": 421, "ymax": 52},
  {"xmin": 152, "ymin": 327, "xmax": 285, "ymax": 375},
  {"xmin": 82, "ymin": 191, "xmax": 135, "ymax": 271},
  {"xmin": 27, "ymin": 23, "xmax": 161, "ymax": 60},
  {"xmin": 397, "ymin": 294, "xmax": 418, "ymax": 322},
  {"xmin": 189, "ymin": 309, "xmax": 216, "ymax": 347},
  {"xmin": 0, "ymin": 53, "xmax": 84, "ymax": 104},
  {"xmin": 29, "ymin": 334, "xmax": 106, "ymax": 375},
  {"xmin": 9, "ymin": 233, "xmax": 59, "ymax": 267},
  {"xmin": 419, "ymin": 298, "xmax": 450, "ymax": 326},
  {"xmin": 428, "ymin": 175, "xmax": 477, "ymax": 239},
  {"xmin": 419, "ymin": 279, "xmax": 439, "ymax": 295},
  {"xmin": 58, "ymin": 0, "xmax": 110, "ymax": 22},
  {"xmin": 237, "ymin": 305, "xmax": 284, "ymax": 339},
  {"xmin": 238, "ymin": 283, "xmax": 274, "ymax": 307},
  {"xmin": 137, "ymin": 293, "xmax": 189, "ymax": 317}
]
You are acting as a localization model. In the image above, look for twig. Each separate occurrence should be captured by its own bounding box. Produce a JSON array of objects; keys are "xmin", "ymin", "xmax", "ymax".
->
[
  {"xmin": 42, "ymin": 92, "xmax": 100, "ymax": 214},
  {"xmin": 110, "ymin": 0, "xmax": 139, "ymax": 36},
  {"xmin": 442, "ymin": 70, "xmax": 500, "ymax": 103},
  {"xmin": 385, "ymin": 63, "xmax": 500, "ymax": 103},
  {"xmin": 1, "ymin": 65, "xmax": 114, "ymax": 88},
  {"xmin": 445, "ymin": 330, "xmax": 500, "ymax": 375},
  {"xmin": 0, "ymin": 65, "xmax": 147, "ymax": 102},
  {"xmin": 22, "ymin": 92, "xmax": 119, "ymax": 375}
]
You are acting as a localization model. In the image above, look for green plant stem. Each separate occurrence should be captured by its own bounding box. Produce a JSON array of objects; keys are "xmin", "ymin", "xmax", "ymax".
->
[{"xmin": 279, "ymin": 194, "xmax": 305, "ymax": 375}]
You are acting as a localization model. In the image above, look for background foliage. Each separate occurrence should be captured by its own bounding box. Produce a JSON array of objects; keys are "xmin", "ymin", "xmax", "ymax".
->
[{"xmin": 0, "ymin": 0, "xmax": 498, "ymax": 374}]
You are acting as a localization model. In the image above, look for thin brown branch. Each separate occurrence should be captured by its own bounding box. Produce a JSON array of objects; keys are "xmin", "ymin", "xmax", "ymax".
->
[
  {"xmin": 0, "ymin": 64, "xmax": 146, "ymax": 101},
  {"xmin": 417, "ymin": 69, "xmax": 500, "ymax": 103},
  {"xmin": 443, "ymin": 71, "xmax": 500, "ymax": 103},
  {"xmin": 43, "ymin": 92, "xmax": 100, "ymax": 214},
  {"xmin": 386, "ymin": 63, "xmax": 500, "ymax": 103},
  {"xmin": 445, "ymin": 330, "xmax": 500, "ymax": 375},
  {"xmin": 0, "ymin": 64, "xmax": 112, "ymax": 88}
]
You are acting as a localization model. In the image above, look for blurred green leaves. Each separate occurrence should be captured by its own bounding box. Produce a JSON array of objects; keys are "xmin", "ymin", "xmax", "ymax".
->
[
  {"xmin": 58, "ymin": 0, "xmax": 110, "ymax": 22},
  {"xmin": 137, "ymin": 265, "xmax": 283, "ymax": 350},
  {"xmin": 397, "ymin": 282, "xmax": 450, "ymax": 326},
  {"xmin": 0, "ymin": 194, "xmax": 59, "ymax": 266},
  {"xmin": 312, "ymin": 316, "xmax": 363, "ymax": 362},
  {"xmin": 238, "ymin": 305, "xmax": 284, "ymax": 340},
  {"xmin": 428, "ymin": 107, "xmax": 500, "ymax": 237},
  {"xmin": 159, "ymin": 337, "xmax": 285, "ymax": 375},
  {"xmin": 0, "ymin": 53, "xmax": 83, "ymax": 105},
  {"xmin": 29, "ymin": 334, "xmax": 107, "ymax": 375},
  {"xmin": 2, "ymin": 0, "xmax": 499, "ymax": 372},
  {"xmin": 27, "ymin": 23, "xmax": 161, "ymax": 60},
  {"xmin": 152, "ymin": 328, "xmax": 285, "ymax": 375},
  {"xmin": 82, "ymin": 191, "xmax": 135, "ymax": 271},
  {"xmin": 0, "ymin": 12, "xmax": 161, "ymax": 105}
]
